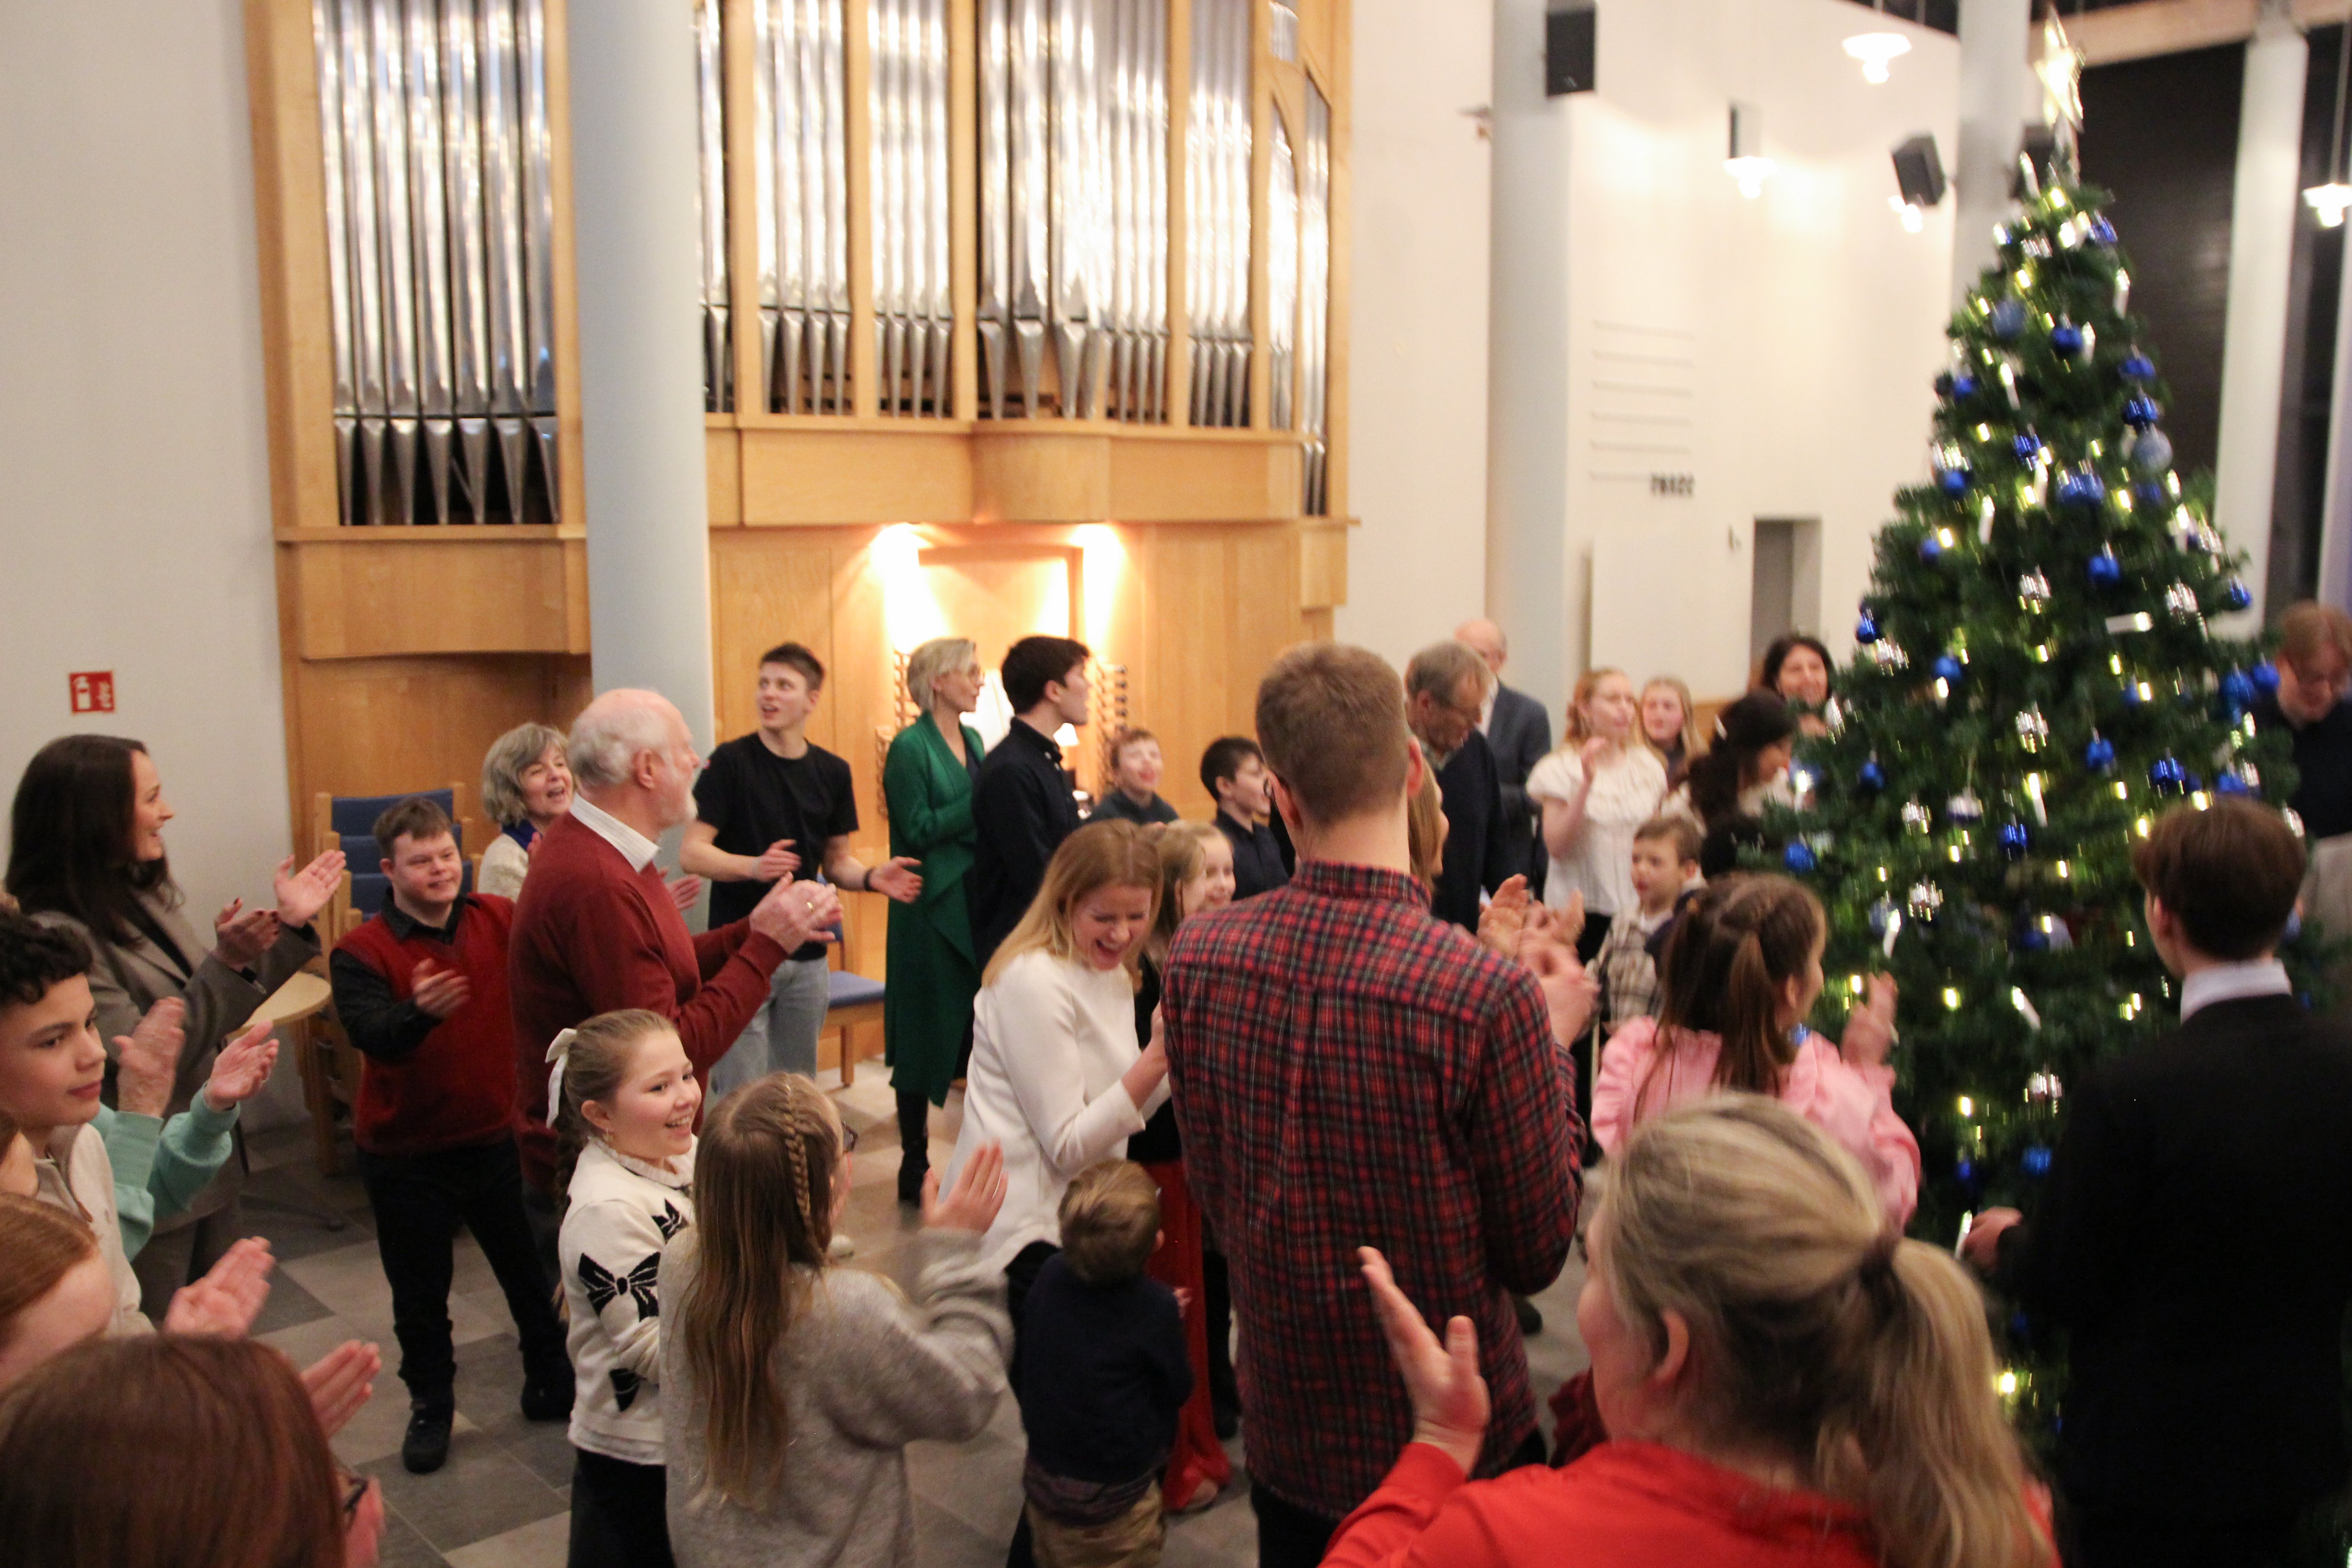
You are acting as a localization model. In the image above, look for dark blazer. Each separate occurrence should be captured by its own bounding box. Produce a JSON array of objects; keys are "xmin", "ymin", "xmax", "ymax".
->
[
  {"xmin": 1996, "ymin": 992, "xmax": 2352, "ymax": 1521},
  {"xmin": 968, "ymin": 720, "xmax": 1081, "ymax": 968},
  {"xmin": 1431, "ymin": 732, "xmax": 1513, "ymax": 932},
  {"xmin": 1485, "ymin": 684, "xmax": 1551, "ymax": 880}
]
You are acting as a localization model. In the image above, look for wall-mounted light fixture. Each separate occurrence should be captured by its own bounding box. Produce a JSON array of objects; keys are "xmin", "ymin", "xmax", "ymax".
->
[
  {"xmin": 1843, "ymin": 31, "xmax": 1911, "ymax": 84},
  {"xmin": 1889, "ymin": 132, "xmax": 1945, "ymax": 232},
  {"xmin": 1725, "ymin": 103, "xmax": 1774, "ymax": 199}
]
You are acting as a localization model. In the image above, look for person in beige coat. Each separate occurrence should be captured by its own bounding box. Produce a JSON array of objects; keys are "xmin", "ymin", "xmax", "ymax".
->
[{"xmin": 6, "ymin": 735, "xmax": 342, "ymax": 1310}]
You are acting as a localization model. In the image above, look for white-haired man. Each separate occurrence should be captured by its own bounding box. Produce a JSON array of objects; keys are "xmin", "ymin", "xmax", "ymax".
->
[{"xmin": 508, "ymin": 689, "xmax": 841, "ymax": 1196}]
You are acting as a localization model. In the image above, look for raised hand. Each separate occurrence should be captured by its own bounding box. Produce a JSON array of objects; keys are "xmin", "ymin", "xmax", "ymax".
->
[
  {"xmin": 1841, "ymin": 972, "xmax": 1899, "ymax": 1070},
  {"xmin": 201, "ymin": 1019, "xmax": 280, "ymax": 1112},
  {"xmin": 1526, "ymin": 934, "xmax": 1599, "ymax": 1047},
  {"xmin": 1359, "ymin": 1247, "xmax": 1490, "ymax": 1474},
  {"xmin": 409, "ymin": 958, "xmax": 474, "ymax": 1021},
  {"xmin": 163, "ymin": 1237, "xmax": 275, "ymax": 1337},
  {"xmin": 924, "ymin": 1142, "xmax": 1008, "ymax": 1234},
  {"xmin": 866, "ymin": 857, "xmax": 924, "ymax": 904},
  {"xmin": 752, "ymin": 840, "xmax": 802, "ymax": 882},
  {"xmin": 1578, "ymin": 735, "xmax": 1615, "ymax": 774},
  {"xmin": 274, "ymin": 850, "xmax": 346, "ymax": 929},
  {"xmin": 667, "ymin": 873, "xmax": 704, "ymax": 914},
  {"xmin": 115, "ymin": 998, "xmax": 187, "ymax": 1119},
  {"xmin": 302, "ymin": 1339, "xmax": 381, "ymax": 1436},
  {"xmin": 747, "ymin": 874, "xmax": 842, "ymax": 951},
  {"xmin": 1960, "ymin": 1207, "xmax": 2022, "ymax": 1273},
  {"xmin": 212, "ymin": 899, "xmax": 281, "ymax": 970},
  {"xmin": 1557, "ymin": 887, "xmax": 1587, "ymax": 947},
  {"xmin": 1477, "ymin": 875, "xmax": 1532, "ymax": 961}
]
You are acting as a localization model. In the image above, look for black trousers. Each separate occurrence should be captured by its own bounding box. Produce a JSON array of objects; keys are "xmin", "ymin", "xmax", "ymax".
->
[
  {"xmin": 1002, "ymin": 1240, "xmax": 1063, "ymax": 1568},
  {"xmin": 358, "ymin": 1140, "xmax": 568, "ymax": 1405},
  {"xmin": 568, "ymin": 1449, "xmax": 674, "ymax": 1568},
  {"xmin": 1251, "ymin": 1428, "xmax": 1547, "ymax": 1568}
]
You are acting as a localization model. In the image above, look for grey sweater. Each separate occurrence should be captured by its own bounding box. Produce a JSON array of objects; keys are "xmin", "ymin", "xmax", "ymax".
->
[{"xmin": 661, "ymin": 1229, "xmax": 1011, "ymax": 1568}]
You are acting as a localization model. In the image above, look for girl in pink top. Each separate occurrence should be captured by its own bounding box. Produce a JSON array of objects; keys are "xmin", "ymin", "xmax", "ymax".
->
[{"xmin": 1592, "ymin": 875, "xmax": 1920, "ymax": 1226}]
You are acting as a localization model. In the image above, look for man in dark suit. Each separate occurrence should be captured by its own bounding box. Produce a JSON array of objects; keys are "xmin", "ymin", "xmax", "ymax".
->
[
  {"xmin": 969, "ymin": 635, "xmax": 1091, "ymax": 969},
  {"xmin": 1456, "ymin": 618, "xmax": 1550, "ymax": 889},
  {"xmin": 1963, "ymin": 798, "xmax": 2352, "ymax": 1568},
  {"xmin": 1404, "ymin": 640, "xmax": 1513, "ymax": 933}
]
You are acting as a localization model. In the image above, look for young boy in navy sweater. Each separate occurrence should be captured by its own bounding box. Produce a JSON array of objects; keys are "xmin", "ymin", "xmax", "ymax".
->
[
  {"xmin": 329, "ymin": 796, "xmax": 572, "ymax": 1475},
  {"xmin": 1017, "ymin": 1159, "xmax": 1193, "ymax": 1566}
]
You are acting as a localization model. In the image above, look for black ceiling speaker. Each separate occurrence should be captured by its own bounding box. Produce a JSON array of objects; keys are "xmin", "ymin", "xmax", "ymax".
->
[
  {"xmin": 1546, "ymin": 3, "xmax": 1595, "ymax": 97},
  {"xmin": 1892, "ymin": 134, "xmax": 1947, "ymax": 207}
]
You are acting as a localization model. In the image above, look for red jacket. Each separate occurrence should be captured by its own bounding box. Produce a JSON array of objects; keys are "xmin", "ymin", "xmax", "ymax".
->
[
  {"xmin": 507, "ymin": 811, "xmax": 786, "ymax": 1190},
  {"xmin": 1325, "ymin": 1442, "xmax": 1882, "ymax": 1568},
  {"xmin": 332, "ymin": 895, "xmax": 519, "ymax": 1157}
]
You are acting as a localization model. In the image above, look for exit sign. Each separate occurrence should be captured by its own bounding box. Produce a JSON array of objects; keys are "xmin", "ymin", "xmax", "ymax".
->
[{"xmin": 69, "ymin": 672, "xmax": 116, "ymax": 715}]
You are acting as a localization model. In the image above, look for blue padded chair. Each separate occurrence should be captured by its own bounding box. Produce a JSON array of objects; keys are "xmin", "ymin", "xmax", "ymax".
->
[{"xmin": 313, "ymin": 785, "xmax": 471, "ymax": 928}]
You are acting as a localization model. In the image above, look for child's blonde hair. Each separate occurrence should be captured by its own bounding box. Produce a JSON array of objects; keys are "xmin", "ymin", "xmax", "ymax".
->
[
  {"xmin": 550, "ymin": 1009, "xmax": 677, "ymax": 1201},
  {"xmin": 1142, "ymin": 821, "xmax": 1225, "ymax": 965},
  {"xmin": 1406, "ymin": 769, "xmax": 1444, "ymax": 894},
  {"xmin": 985, "ymin": 821, "xmax": 1162, "ymax": 986},
  {"xmin": 674, "ymin": 1073, "xmax": 843, "ymax": 1507},
  {"xmin": 1058, "ymin": 1161, "xmax": 1161, "ymax": 1287},
  {"xmin": 1641, "ymin": 675, "xmax": 1701, "ymax": 764}
]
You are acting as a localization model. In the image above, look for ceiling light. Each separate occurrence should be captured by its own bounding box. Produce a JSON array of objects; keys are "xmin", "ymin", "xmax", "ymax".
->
[{"xmin": 1844, "ymin": 32, "xmax": 1911, "ymax": 84}]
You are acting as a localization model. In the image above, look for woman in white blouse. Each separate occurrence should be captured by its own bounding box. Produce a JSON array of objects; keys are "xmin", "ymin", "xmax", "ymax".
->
[
  {"xmin": 944, "ymin": 820, "xmax": 1171, "ymax": 1309},
  {"xmin": 1527, "ymin": 668, "xmax": 1668, "ymax": 961}
]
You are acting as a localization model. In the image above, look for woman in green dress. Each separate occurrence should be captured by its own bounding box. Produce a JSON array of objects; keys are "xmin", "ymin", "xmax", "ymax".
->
[{"xmin": 882, "ymin": 636, "xmax": 989, "ymax": 1202}]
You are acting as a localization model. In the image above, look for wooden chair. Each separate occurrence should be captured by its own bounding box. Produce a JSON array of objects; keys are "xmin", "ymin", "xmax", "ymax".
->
[
  {"xmin": 313, "ymin": 783, "xmax": 470, "ymax": 923},
  {"xmin": 818, "ymin": 896, "xmax": 888, "ymax": 1084}
]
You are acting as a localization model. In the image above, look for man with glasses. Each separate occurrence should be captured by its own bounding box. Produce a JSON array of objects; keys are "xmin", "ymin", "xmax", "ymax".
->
[
  {"xmin": 1405, "ymin": 640, "xmax": 1514, "ymax": 932},
  {"xmin": 2255, "ymin": 602, "xmax": 2352, "ymax": 1013}
]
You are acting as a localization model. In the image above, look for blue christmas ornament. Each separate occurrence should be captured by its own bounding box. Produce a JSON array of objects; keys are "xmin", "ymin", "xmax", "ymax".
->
[
  {"xmin": 1990, "ymin": 299, "xmax": 2028, "ymax": 339},
  {"xmin": 2012, "ymin": 432, "xmax": 2042, "ymax": 463},
  {"xmin": 1936, "ymin": 466, "xmax": 1970, "ymax": 497},
  {"xmin": 2132, "ymin": 429, "xmax": 2175, "ymax": 475},
  {"xmin": 1931, "ymin": 654, "xmax": 1965, "ymax": 683},
  {"xmin": 2050, "ymin": 322, "xmax": 2084, "ymax": 355},
  {"xmin": 1999, "ymin": 821, "xmax": 2031, "ymax": 860},
  {"xmin": 2134, "ymin": 481, "xmax": 2167, "ymax": 505},
  {"xmin": 2056, "ymin": 470, "xmax": 2106, "ymax": 509},
  {"xmin": 2121, "ymin": 677, "xmax": 2144, "ymax": 708},
  {"xmin": 2022, "ymin": 1146, "xmax": 2053, "ymax": 1177},
  {"xmin": 2255, "ymin": 661, "xmax": 2282, "ymax": 694},
  {"xmin": 2121, "ymin": 351, "xmax": 2155, "ymax": 381},
  {"xmin": 2123, "ymin": 393, "xmax": 2162, "ymax": 430},
  {"xmin": 1956, "ymin": 1158, "xmax": 1977, "ymax": 1183},
  {"xmin": 2149, "ymin": 757, "xmax": 2186, "ymax": 792},
  {"xmin": 2222, "ymin": 670, "xmax": 2258, "ymax": 708},
  {"xmin": 1856, "ymin": 608, "xmax": 1881, "ymax": 644},
  {"xmin": 2087, "ymin": 547, "xmax": 2122, "ymax": 588},
  {"xmin": 1919, "ymin": 533, "xmax": 1945, "ymax": 562},
  {"xmin": 2224, "ymin": 577, "xmax": 2254, "ymax": 611},
  {"xmin": 2016, "ymin": 919, "xmax": 2049, "ymax": 953},
  {"xmin": 1953, "ymin": 372, "xmax": 1978, "ymax": 398},
  {"xmin": 2184, "ymin": 770, "xmax": 2205, "ymax": 791},
  {"xmin": 1859, "ymin": 759, "xmax": 1887, "ymax": 792},
  {"xmin": 1783, "ymin": 840, "xmax": 1817, "ymax": 874},
  {"xmin": 2085, "ymin": 736, "xmax": 2116, "ymax": 772},
  {"xmin": 1934, "ymin": 372, "xmax": 1953, "ymax": 398},
  {"xmin": 2090, "ymin": 216, "xmax": 2117, "ymax": 245},
  {"xmin": 2215, "ymin": 771, "xmax": 2255, "ymax": 798}
]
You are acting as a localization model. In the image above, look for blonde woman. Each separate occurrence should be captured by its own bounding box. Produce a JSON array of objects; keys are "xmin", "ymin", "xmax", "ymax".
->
[
  {"xmin": 881, "ymin": 636, "xmax": 989, "ymax": 1203},
  {"xmin": 1527, "ymin": 669, "xmax": 1667, "ymax": 960},
  {"xmin": 1329, "ymin": 1098, "xmax": 2053, "ymax": 1568},
  {"xmin": 1637, "ymin": 676, "xmax": 1700, "ymax": 783},
  {"xmin": 478, "ymin": 722, "xmax": 573, "ymax": 901}
]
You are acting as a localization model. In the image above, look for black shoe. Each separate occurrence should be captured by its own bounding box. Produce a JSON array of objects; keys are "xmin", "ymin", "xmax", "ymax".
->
[
  {"xmin": 897, "ymin": 1160, "xmax": 929, "ymax": 1206},
  {"xmin": 1514, "ymin": 1294, "xmax": 1544, "ymax": 1336},
  {"xmin": 520, "ymin": 1375, "xmax": 573, "ymax": 1422},
  {"xmin": 402, "ymin": 1403, "xmax": 453, "ymax": 1474}
]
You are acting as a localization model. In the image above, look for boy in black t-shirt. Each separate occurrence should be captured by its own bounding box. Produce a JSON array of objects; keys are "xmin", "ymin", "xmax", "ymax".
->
[{"xmin": 682, "ymin": 642, "xmax": 922, "ymax": 1097}]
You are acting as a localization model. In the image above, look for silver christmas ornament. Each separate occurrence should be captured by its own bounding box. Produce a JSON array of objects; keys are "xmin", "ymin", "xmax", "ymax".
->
[
  {"xmin": 1947, "ymin": 788, "xmax": 1985, "ymax": 824},
  {"xmin": 1906, "ymin": 881, "xmax": 1945, "ymax": 921},
  {"xmin": 1901, "ymin": 798, "xmax": 1932, "ymax": 835},
  {"xmin": 1872, "ymin": 640, "xmax": 1910, "ymax": 671},
  {"xmin": 2015, "ymin": 706, "xmax": 2049, "ymax": 747},
  {"xmin": 2018, "ymin": 570, "xmax": 2051, "ymax": 608},
  {"xmin": 2163, "ymin": 581, "xmax": 2200, "ymax": 621}
]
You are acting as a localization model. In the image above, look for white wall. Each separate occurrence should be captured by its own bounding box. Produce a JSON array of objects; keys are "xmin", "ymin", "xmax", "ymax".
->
[
  {"xmin": 0, "ymin": 0, "xmax": 294, "ymax": 924},
  {"xmin": 1336, "ymin": 0, "xmax": 1495, "ymax": 671},
  {"xmin": 1477, "ymin": 0, "xmax": 1959, "ymax": 704}
]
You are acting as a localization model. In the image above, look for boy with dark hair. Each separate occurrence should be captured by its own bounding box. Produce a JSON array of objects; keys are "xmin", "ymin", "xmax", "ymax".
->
[
  {"xmin": 1592, "ymin": 814, "xmax": 1703, "ymax": 1033},
  {"xmin": 329, "ymin": 795, "xmax": 573, "ymax": 1474},
  {"xmin": 1091, "ymin": 728, "xmax": 1179, "ymax": 825},
  {"xmin": 683, "ymin": 641, "xmax": 923, "ymax": 1096},
  {"xmin": 1016, "ymin": 1160, "xmax": 1192, "ymax": 1567},
  {"xmin": 970, "ymin": 635, "xmax": 1092, "ymax": 965},
  {"xmin": 1201, "ymin": 735, "xmax": 1289, "ymax": 900},
  {"xmin": 1963, "ymin": 799, "xmax": 2352, "ymax": 1567}
]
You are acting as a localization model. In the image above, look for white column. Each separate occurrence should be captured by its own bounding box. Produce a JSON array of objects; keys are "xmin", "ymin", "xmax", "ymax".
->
[
  {"xmin": 568, "ymin": 0, "xmax": 718, "ymax": 749},
  {"xmin": 1484, "ymin": 0, "xmax": 1573, "ymax": 716},
  {"xmin": 1951, "ymin": 0, "xmax": 2032, "ymax": 306},
  {"xmin": 2214, "ymin": 11, "xmax": 2308, "ymax": 622},
  {"xmin": 2318, "ymin": 214, "xmax": 2352, "ymax": 612}
]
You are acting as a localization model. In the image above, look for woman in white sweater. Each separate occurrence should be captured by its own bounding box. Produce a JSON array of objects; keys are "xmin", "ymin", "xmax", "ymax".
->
[
  {"xmin": 946, "ymin": 821, "xmax": 1171, "ymax": 1298},
  {"xmin": 1528, "ymin": 667, "xmax": 1668, "ymax": 959}
]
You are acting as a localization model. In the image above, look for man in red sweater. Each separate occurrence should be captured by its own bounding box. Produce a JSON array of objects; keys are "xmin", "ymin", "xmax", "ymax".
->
[
  {"xmin": 508, "ymin": 687, "xmax": 838, "ymax": 1196},
  {"xmin": 330, "ymin": 796, "xmax": 573, "ymax": 1476}
]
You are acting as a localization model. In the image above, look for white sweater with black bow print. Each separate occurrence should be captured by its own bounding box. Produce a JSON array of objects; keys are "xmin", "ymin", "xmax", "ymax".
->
[{"xmin": 560, "ymin": 1137, "xmax": 695, "ymax": 1465}]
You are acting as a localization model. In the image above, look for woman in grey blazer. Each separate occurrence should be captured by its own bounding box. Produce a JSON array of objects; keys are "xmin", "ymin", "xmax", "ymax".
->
[{"xmin": 6, "ymin": 734, "xmax": 343, "ymax": 1310}]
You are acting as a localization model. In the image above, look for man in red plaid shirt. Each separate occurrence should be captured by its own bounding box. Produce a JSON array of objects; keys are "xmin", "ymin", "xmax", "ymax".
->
[{"xmin": 1163, "ymin": 642, "xmax": 1591, "ymax": 1568}]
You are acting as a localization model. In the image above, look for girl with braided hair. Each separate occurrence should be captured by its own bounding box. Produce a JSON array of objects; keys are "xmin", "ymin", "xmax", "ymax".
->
[
  {"xmin": 551, "ymin": 1009, "xmax": 700, "ymax": 1568},
  {"xmin": 1327, "ymin": 1098, "xmax": 2053, "ymax": 1568},
  {"xmin": 660, "ymin": 1073, "xmax": 1011, "ymax": 1567},
  {"xmin": 1591, "ymin": 874, "xmax": 1917, "ymax": 1227}
]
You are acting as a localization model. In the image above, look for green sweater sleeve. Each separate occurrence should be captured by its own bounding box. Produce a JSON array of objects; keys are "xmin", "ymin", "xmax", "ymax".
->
[
  {"xmin": 885, "ymin": 729, "xmax": 975, "ymax": 850},
  {"xmin": 94, "ymin": 1097, "xmax": 240, "ymax": 1260}
]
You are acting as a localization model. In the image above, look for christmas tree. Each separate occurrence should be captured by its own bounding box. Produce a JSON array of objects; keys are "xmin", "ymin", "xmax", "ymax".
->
[{"xmin": 1768, "ymin": 69, "xmax": 2306, "ymax": 1431}]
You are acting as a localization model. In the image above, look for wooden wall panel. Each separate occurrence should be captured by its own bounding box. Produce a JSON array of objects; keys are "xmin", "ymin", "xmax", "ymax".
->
[
  {"xmin": 735, "ymin": 430, "xmax": 975, "ymax": 523},
  {"xmin": 290, "ymin": 536, "xmax": 589, "ymax": 657},
  {"xmin": 710, "ymin": 531, "xmax": 841, "ymax": 737}
]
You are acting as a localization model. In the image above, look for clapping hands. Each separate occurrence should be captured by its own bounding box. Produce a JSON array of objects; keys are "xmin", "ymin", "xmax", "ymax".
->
[
  {"xmin": 115, "ymin": 998, "xmax": 187, "ymax": 1119},
  {"xmin": 1359, "ymin": 1247, "xmax": 1490, "ymax": 1475},
  {"xmin": 923, "ymin": 1142, "xmax": 1008, "ymax": 1234},
  {"xmin": 201, "ymin": 1019, "xmax": 280, "ymax": 1112},
  {"xmin": 274, "ymin": 850, "xmax": 346, "ymax": 930}
]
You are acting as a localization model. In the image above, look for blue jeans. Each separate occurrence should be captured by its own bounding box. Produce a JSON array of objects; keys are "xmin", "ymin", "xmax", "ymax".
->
[{"xmin": 707, "ymin": 956, "xmax": 832, "ymax": 1099}]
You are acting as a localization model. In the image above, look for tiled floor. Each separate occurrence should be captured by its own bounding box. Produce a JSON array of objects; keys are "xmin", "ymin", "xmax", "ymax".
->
[{"xmin": 238, "ymin": 1076, "xmax": 1595, "ymax": 1568}]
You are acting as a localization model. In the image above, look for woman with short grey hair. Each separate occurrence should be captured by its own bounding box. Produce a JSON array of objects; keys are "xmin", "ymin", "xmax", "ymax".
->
[{"xmin": 477, "ymin": 722, "xmax": 572, "ymax": 900}]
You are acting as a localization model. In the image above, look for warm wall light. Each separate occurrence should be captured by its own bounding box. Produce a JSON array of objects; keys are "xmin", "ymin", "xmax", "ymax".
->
[
  {"xmin": 1073, "ymin": 523, "xmax": 1127, "ymax": 644},
  {"xmin": 1889, "ymin": 195, "xmax": 1924, "ymax": 232},
  {"xmin": 2308, "ymin": 182, "xmax": 2352, "ymax": 228},
  {"xmin": 872, "ymin": 523, "xmax": 947, "ymax": 651},
  {"xmin": 1725, "ymin": 102, "xmax": 1773, "ymax": 199},
  {"xmin": 1843, "ymin": 31, "xmax": 1911, "ymax": 84}
]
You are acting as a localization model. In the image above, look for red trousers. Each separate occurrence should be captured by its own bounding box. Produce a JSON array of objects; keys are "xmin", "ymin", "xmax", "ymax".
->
[{"xmin": 1142, "ymin": 1161, "xmax": 1233, "ymax": 1508}]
